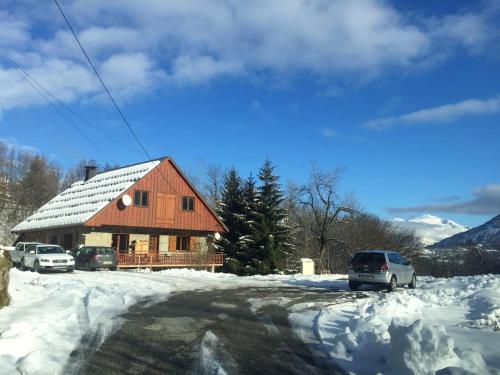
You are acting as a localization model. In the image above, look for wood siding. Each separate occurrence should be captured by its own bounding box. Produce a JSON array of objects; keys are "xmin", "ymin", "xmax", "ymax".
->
[{"xmin": 85, "ymin": 159, "xmax": 225, "ymax": 233}]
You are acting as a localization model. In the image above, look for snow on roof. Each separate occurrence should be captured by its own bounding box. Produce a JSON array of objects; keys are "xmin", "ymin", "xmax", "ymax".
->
[{"xmin": 12, "ymin": 160, "xmax": 161, "ymax": 232}]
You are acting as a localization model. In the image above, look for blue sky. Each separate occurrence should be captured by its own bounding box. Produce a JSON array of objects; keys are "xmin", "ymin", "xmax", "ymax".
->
[{"xmin": 0, "ymin": 0, "xmax": 499, "ymax": 228}]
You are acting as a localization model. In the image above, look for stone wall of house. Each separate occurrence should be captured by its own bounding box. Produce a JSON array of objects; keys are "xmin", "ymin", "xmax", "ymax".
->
[
  {"xmin": 0, "ymin": 249, "xmax": 12, "ymax": 309},
  {"xmin": 84, "ymin": 232, "xmax": 112, "ymax": 247}
]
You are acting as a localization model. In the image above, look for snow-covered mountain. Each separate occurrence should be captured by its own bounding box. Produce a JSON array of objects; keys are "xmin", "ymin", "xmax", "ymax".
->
[
  {"xmin": 430, "ymin": 214, "xmax": 500, "ymax": 249},
  {"xmin": 390, "ymin": 214, "xmax": 468, "ymax": 246}
]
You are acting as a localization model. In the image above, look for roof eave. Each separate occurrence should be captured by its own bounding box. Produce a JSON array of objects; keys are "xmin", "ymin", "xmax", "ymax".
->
[{"xmin": 11, "ymin": 223, "xmax": 85, "ymax": 234}]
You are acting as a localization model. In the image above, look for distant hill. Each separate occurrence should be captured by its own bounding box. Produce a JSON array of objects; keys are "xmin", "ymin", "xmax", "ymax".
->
[{"xmin": 430, "ymin": 214, "xmax": 500, "ymax": 249}]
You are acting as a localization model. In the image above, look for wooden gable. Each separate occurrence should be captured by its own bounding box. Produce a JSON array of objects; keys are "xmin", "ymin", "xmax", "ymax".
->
[{"xmin": 84, "ymin": 158, "xmax": 226, "ymax": 233}]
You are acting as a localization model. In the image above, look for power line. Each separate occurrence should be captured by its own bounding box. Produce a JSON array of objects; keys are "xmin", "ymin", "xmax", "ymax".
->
[
  {"xmin": 53, "ymin": 0, "xmax": 151, "ymax": 160},
  {"xmin": 0, "ymin": 48, "xmax": 141, "ymax": 154},
  {"xmin": 51, "ymin": 3, "xmax": 178, "ymax": 196},
  {"xmin": 52, "ymin": 0, "xmax": 219, "ymax": 230},
  {"xmin": 0, "ymin": 49, "xmax": 115, "ymax": 163}
]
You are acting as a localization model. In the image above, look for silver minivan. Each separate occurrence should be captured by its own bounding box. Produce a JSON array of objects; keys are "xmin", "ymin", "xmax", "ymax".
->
[{"xmin": 348, "ymin": 250, "xmax": 416, "ymax": 292}]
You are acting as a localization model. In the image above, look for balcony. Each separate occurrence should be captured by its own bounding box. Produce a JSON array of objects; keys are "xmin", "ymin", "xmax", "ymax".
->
[{"xmin": 117, "ymin": 252, "xmax": 224, "ymax": 269}]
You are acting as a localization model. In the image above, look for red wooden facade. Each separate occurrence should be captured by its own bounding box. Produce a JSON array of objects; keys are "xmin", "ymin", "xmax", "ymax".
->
[
  {"xmin": 85, "ymin": 158, "xmax": 226, "ymax": 233},
  {"xmin": 85, "ymin": 158, "xmax": 225, "ymax": 268}
]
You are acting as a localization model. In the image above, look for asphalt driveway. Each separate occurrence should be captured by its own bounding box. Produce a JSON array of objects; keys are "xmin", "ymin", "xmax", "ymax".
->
[{"xmin": 67, "ymin": 286, "xmax": 360, "ymax": 375}]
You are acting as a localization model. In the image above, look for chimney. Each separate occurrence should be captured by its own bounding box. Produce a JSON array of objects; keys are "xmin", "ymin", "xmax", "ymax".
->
[{"xmin": 84, "ymin": 165, "xmax": 97, "ymax": 181}]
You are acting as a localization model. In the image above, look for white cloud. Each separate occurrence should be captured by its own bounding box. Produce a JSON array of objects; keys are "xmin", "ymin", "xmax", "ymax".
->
[
  {"xmin": 0, "ymin": 57, "xmax": 97, "ymax": 111},
  {"xmin": 390, "ymin": 214, "xmax": 468, "ymax": 245},
  {"xmin": 0, "ymin": 51, "xmax": 163, "ymax": 112},
  {"xmin": 0, "ymin": 10, "xmax": 30, "ymax": 47},
  {"xmin": 388, "ymin": 184, "xmax": 500, "ymax": 216},
  {"xmin": 100, "ymin": 53, "xmax": 166, "ymax": 98},
  {"xmin": 0, "ymin": 1, "xmax": 499, "ymax": 114},
  {"xmin": 430, "ymin": 12, "xmax": 492, "ymax": 52},
  {"xmin": 37, "ymin": 27, "xmax": 144, "ymax": 59},
  {"xmin": 169, "ymin": 55, "xmax": 243, "ymax": 85},
  {"xmin": 364, "ymin": 96, "xmax": 500, "ymax": 129}
]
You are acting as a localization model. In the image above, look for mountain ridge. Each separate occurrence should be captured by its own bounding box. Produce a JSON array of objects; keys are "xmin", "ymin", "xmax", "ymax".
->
[
  {"xmin": 430, "ymin": 214, "xmax": 500, "ymax": 249},
  {"xmin": 391, "ymin": 214, "xmax": 468, "ymax": 246}
]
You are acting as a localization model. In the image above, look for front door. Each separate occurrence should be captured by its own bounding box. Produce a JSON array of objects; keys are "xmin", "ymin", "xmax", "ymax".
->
[
  {"xmin": 112, "ymin": 234, "xmax": 130, "ymax": 253},
  {"xmin": 63, "ymin": 233, "xmax": 73, "ymax": 250},
  {"xmin": 149, "ymin": 235, "xmax": 159, "ymax": 254}
]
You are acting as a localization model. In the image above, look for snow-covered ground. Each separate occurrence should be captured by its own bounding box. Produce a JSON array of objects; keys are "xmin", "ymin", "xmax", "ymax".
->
[
  {"xmin": 290, "ymin": 275, "xmax": 500, "ymax": 375},
  {"xmin": 1, "ymin": 268, "xmax": 499, "ymax": 375},
  {"xmin": 0, "ymin": 268, "xmax": 339, "ymax": 375}
]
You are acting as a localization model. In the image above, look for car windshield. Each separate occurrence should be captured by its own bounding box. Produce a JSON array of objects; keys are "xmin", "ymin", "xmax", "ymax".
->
[
  {"xmin": 351, "ymin": 253, "xmax": 386, "ymax": 266},
  {"xmin": 37, "ymin": 246, "xmax": 65, "ymax": 254}
]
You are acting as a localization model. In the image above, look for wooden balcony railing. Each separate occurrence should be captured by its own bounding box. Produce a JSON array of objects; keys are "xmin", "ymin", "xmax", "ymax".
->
[{"xmin": 117, "ymin": 252, "xmax": 224, "ymax": 268}]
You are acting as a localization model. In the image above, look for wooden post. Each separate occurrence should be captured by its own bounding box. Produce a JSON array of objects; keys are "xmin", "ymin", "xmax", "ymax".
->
[{"xmin": 210, "ymin": 265, "xmax": 215, "ymax": 273}]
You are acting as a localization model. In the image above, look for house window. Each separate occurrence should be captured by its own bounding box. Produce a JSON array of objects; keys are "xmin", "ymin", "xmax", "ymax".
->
[
  {"xmin": 176, "ymin": 236, "xmax": 190, "ymax": 252},
  {"xmin": 182, "ymin": 196, "xmax": 195, "ymax": 211},
  {"xmin": 149, "ymin": 235, "xmax": 159, "ymax": 254},
  {"xmin": 134, "ymin": 190, "xmax": 149, "ymax": 207}
]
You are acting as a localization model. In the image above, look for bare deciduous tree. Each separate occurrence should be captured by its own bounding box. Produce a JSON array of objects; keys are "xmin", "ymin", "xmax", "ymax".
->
[
  {"xmin": 293, "ymin": 166, "xmax": 358, "ymax": 273},
  {"xmin": 203, "ymin": 163, "xmax": 227, "ymax": 209}
]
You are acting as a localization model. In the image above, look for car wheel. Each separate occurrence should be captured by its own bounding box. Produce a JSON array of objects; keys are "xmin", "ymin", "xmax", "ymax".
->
[
  {"xmin": 109, "ymin": 267, "xmax": 117, "ymax": 271},
  {"xmin": 349, "ymin": 281, "xmax": 360, "ymax": 291},
  {"xmin": 67, "ymin": 268, "xmax": 74, "ymax": 273},
  {"xmin": 34, "ymin": 260, "xmax": 42, "ymax": 274},
  {"xmin": 387, "ymin": 276, "xmax": 397, "ymax": 292},
  {"xmin": 408, "ymin": 274, "xmax": 417, "ymax": 289},
  {"xmin": 85, "ymin": 262, "xmax": 96, "ymax": 272},
  {"xmin": 20, "ymin": 258, "xmax": 26, "ymax": 271}
]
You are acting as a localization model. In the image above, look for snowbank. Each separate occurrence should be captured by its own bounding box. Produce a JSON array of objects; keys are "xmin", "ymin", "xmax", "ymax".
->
[
  {"xmin": 2, "ymin": 268, "xmax": 498, "ymax": 375},
  {"xmin": 290, "ymin": 274, "xmax": 500, "ymax": 375},
  {"xmin": 0, "ymin": 268, "xmax": 338, "ymax": 374}
]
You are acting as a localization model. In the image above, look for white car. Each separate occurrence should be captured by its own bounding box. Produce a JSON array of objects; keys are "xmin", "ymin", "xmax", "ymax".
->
[
  {"xmin": 348, "ymin": 250, "xmax": 416, "ymax": 292},
  {"xmin": 21, "ymin": 244, "xmax": 75, "ymax": 273},
  {"xmin": 9, "ymin": 242, "xmax": 42, "ymax": 266}
]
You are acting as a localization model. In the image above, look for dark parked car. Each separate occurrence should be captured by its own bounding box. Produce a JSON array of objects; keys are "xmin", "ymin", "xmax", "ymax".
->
[{"xmin": 74, "ymin": 246, "xmax": 118, "ymax": 271}]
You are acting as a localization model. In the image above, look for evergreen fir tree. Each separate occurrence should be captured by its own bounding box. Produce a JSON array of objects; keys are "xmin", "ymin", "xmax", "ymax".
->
[
  {"xmin": 254, "ymin": 159, "xmax": 291, "ymax": 273},
  {"xmin": 239, "ymin": 174, "xmax": 260, "ymax": 274},
  {"xmin": 216, "ymin": 168, "xmax": 248, "ymax": 274}
]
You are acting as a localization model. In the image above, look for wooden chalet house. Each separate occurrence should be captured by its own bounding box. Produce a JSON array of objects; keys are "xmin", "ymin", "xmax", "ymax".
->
[{"xmin": 12, "ymin": 157, "xmax": 226, "ymax": 270}]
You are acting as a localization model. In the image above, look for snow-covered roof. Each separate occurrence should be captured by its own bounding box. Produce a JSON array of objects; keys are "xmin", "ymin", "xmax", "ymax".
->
[{"xmin": 12, "ymin": 160, "xmax": 161, "ymax": 232}]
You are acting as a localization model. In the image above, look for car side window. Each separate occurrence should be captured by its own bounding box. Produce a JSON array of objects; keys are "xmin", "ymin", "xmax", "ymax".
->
[
  {"xmin": 398, "ymin": 254, "xmax": 409, "ymax": 265},
  {"xmin": 16, "ymin": 243, "xmax": 22, "ymax": 251},
  {"xmin": 388, "ymin": 253, "xmax": 399, "ymax": 264}
]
